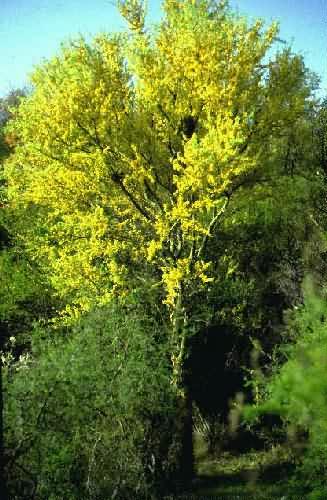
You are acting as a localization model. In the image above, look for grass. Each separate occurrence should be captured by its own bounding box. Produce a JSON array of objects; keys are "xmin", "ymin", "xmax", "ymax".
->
[{"xmin": 181, "ymin": 432, "xmax": 304, "ymax": 499}]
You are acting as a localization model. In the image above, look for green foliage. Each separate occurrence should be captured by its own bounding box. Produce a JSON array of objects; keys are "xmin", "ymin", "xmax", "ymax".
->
[
  {"xmin": 1, "ymin": 2, "xmax": 326, "ymax": 497},
  {"xmin": 4, "ymin": 0, "xmax": 318, "ymax": 394},
  {"xmin": 5, "ymin": 300, "xmax": 175, "ymax": 499},
  {"xmin": 315, "ymin": 98, "xmax": 327, "ymax": 173},
  {"xmin": 0, "ymin": 89, "xmax": 27, "ymax": 161},
  {"xmin": 0, "ymin": 87, "xmax": 51, "ymax": 332},
  {"xmin": 244, "ymin": 282, "xmax": 327, "ymax": 497},
  {"xmin": 0, "ymin": 250, "xmax": 52, "ymax": 323}
]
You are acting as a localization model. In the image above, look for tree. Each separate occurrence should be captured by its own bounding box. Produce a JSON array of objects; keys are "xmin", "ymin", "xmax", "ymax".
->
[
  {"xmin": 0, "ymin": 89, "xmax": 27, "ymax": 161},
  {"xmin": 4, "ymin": 0, "xmax": 317, "ymax": 484},
  {"xmin": 0, "ymin": 87, "xmax": 53, "ymax": 499},
  {"xmin": 0, "ymin": 88, "xmax": 27, "ymax": 500}
]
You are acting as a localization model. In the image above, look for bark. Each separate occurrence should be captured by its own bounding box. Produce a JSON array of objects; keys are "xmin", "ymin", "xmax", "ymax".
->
[
  {"xmin": 167, "ymin": 389, "xmax": 194, "ymax": 492},
  {"xmin": 177, "ymin": 390, "xmax": 194, "ymax": 485},
  {"xmin": 170, "ymin": 303, "xmax": 194, "ymax": 489}
]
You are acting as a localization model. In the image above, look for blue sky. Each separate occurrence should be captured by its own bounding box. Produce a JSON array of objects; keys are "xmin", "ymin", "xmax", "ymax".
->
[{"xmin": 0, "ymin": 0, "xmax": 325, "ymax": 97}]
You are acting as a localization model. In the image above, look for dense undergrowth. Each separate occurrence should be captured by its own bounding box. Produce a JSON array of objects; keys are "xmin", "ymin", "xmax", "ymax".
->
[
  {"xmin": 244, "ymin": 285, "xmax": 327, "ymax": 499},
  {"xmin": 1, "ymin": 0, "xmax": 327, "ymax": 498}
]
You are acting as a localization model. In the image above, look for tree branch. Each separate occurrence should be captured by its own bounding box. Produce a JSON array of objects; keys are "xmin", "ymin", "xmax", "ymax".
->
[
  {"xmin": 197, "ymin": 196, "xmax": 230, "ymax": 259},
  {"xmin": 75, "ymin": 119, "xmax": 103, "ymax": 151},
  {"xmin": 143, "ymin": 179, "xmax": 164, "ymax": 211},
  {"xmin": 112, "ymin": 175, "xmax": 154, "ymax": 222}
]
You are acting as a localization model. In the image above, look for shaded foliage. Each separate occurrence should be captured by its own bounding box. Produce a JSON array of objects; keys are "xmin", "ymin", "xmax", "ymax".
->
[{"xmin": 4, "ymin": 299, "xmax": 175, "ymax": 499}]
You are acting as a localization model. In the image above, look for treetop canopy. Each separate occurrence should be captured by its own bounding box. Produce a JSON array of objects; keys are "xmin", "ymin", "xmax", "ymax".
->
[{"xmin": 4, "ymin": 0, "xmax": 316, "ymax": 316}]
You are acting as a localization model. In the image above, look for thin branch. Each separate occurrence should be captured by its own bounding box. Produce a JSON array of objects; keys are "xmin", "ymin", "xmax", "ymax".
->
[
  {"xmin": 113, "ymin": 175, "xmax": 154, "ymax": 222},
  {"xmin": 157, "ymin": 103, "xmax": 173, "ymax": 126},
  {"xmin": 167, "ymin": 139, "xmax": 178, "ymax": 160},
  {"xmin": 197, "ymin": 196, "xmax": 230, "ymax": 259},
  {"xmin": 189, "ymin": 228, "xmax": 196, "ymax": 263},
  {"xmin": 154, "ymin": 168, "xmax": 174, "ymax": 196},
  {"xmin": 75, "ymin": 119, "xmax": 103, "ymax": 151},
  {"xmin": 91, "ymin": 117, "xmax": 104, "ymax": 152},
  {"xmin": 5, "ymin": 383, "xmax": 59, "ymax": 469},
  {"xmin": 138, "ymin": 150, "xmax": 173, "ymax": 194},
  {"xmin": 143, "ymin": 179, "xmax": 164, "ymax": 210}
]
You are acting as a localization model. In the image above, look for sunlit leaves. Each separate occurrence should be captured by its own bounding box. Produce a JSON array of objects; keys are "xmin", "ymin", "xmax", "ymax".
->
[{"xmin": 4, "ymin": 1, "xmax": 316, "ymax": 336}]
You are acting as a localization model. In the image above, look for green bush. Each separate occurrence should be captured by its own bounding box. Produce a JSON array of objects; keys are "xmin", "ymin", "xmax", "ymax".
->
[
  {"xmin": 244, "ymin": 283, "xmax": 327, "ymax": 498},
  {"xmin": 4, "ymin": 299, "xmax": 175, "ymax": 499}
]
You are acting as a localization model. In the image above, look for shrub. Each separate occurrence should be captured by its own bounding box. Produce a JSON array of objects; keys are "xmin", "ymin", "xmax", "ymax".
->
[
  {"xmin": 244, "ymin": 282, "xmax": 327, "ymax": 498},
  {"xmin": 4, "ymin": 299, "xmax": 175, "ymax": 499}
]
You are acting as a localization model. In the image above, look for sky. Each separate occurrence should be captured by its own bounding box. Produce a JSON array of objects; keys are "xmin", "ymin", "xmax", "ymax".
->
[{"xmin": 0, "ymin": 0, "xmax": 326, "ymax": 97}]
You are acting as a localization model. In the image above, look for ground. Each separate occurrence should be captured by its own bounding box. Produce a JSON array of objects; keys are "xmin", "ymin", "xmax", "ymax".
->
[{"xmin": 165, "ymin": 432, "xmax": 304, "ymax": 499}]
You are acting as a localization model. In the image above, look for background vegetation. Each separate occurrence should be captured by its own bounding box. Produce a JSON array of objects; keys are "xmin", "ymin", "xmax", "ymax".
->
[{"xmin": 0, "ymin": 1, "xmax": 326, "ymax": 498}]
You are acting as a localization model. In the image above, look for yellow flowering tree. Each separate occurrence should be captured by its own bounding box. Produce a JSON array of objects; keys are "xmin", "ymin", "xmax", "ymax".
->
[{"xmin": 4, "ymin": 0, "xmax": 316, "ymax": 482}]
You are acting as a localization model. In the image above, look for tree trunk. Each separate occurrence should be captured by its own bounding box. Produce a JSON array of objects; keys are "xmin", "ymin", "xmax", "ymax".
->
[
  {"xmin": 177, "ymin": 389, "xmax": 194, "ymax": 485},
  {"xmin": 170, "ymin": 345, "xmax": 194, "ymax": 490},
  {"xmin": 168, "ymin": 289, "xmax": 194, "ymax": 491}
]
